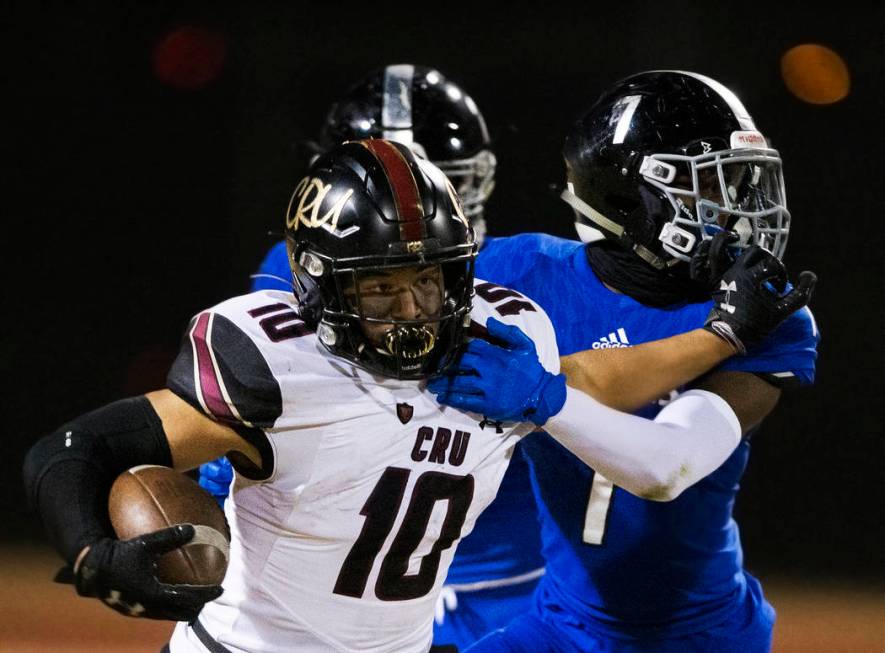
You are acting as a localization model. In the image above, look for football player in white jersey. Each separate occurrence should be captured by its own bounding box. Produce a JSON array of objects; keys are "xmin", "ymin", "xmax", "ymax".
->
[{"xmin": 26, "ymin": 139, "xmax": 786, "ymax": 652}]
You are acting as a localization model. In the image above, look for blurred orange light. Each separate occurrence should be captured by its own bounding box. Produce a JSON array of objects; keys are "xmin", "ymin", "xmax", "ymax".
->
[{"xmin": 780, "ymin": 44, "xmax": 850, "ymax": 104}]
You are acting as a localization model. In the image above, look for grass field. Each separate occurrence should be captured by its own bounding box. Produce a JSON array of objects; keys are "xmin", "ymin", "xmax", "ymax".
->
[{"xmin": 1, "ymin": 544, "xmax": 882, "ymax": 652}]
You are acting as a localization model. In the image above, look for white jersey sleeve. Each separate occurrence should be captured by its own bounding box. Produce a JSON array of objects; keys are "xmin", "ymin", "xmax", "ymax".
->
[
  {"xmin": 470, "ymin": 278, "xmax": 561, "ymax": 374},
  {"xmin": 166, "ymin": 291, "xmax": 309, "ymax": 479}
]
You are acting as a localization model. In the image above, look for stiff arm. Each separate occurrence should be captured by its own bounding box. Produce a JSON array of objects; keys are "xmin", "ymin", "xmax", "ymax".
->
[{"xmin": 560, "ymin": 328, "xmax": 735, "ymax": 413}]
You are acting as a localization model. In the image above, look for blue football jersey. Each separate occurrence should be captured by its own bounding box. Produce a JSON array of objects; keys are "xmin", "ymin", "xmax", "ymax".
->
[
  {"xmin": 251, "ymin": 241, "xmax": 292, "ymax": 292},
  {"xmin": 477, "ymin": 233, "xmax": 818, "ymax": 638},
  {"xmin": 250, "ymin": 239, "xmax": 546, "ymax": 585}
]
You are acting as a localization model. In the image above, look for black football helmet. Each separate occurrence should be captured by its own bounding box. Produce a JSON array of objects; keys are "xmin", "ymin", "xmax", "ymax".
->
[
  {"xmin": 317, "ymin": 64, "xmax": 496, "ymax": 242},
  {"xmin": 285, "ymin": 138, "xmax": 477, "ymax": 380},
  {"xmin": 562, "ymin": 70, "xmax": 790, "ymax": 270}
]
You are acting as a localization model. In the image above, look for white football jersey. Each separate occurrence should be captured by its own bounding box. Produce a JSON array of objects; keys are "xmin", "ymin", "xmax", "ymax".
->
[{"xmin": 167, "ymin": 280, "xmax": 559, "ymax": 653}]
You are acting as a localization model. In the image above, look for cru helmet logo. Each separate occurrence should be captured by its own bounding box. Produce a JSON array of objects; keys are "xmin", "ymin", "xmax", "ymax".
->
[
  {"xmin": 286, "ymin": 176, "xmax": 356, "ymax": 236},
  {"xmin": 701, "ymin": 141, "xmax": 712, "ymax": 154}
]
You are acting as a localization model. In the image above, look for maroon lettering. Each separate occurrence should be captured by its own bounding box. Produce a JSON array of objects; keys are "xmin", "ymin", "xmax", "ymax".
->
[
  {"xmin": 248, "ymin": 304, "xmax": 312, "ymax": 342},
  {"xmin": 475, "ymin": 282, "xmax": 522, "ymax": 303},
  {"xmin": 411, "ymin": 427, "xmax": 434, "ymax": 462},
  {"xmin": 448, "ymin": 431, "xmax": 471, "ymax": 466},
  {"xmin": 428, "ymin": 428, "xmax": 452, "ymax": 464},
  {"xmin": 495, "ymin": 299, "xmax": 536, "ymax": 316}
]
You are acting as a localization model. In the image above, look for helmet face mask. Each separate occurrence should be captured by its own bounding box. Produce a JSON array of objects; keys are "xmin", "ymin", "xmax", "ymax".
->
[
  {"xmin": 641, "ymin": 146, "xmax": 790, "ymax": 262},
  {"xmin": 309, "ymin": 254, "xmax": 475, "ymax": 379},
  {"xmin": 563, "ymin": 70, "xmax": 791, "ymax": 269},
  {"xmin": 435, "ymin": 149, "xmax": 497, "ymax": 219},
  {"xmin": 286, "ymin": 139, "xmax": 477, "ymax": 380}
]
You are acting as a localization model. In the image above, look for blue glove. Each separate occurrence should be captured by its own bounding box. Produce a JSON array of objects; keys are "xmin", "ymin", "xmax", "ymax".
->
[
  {"xmin": 199, "ymin": 457, "xmax": 234, "ymax": 507},
  {"xmin": 427, "ymin": 317, "xmax": 567, "ymax": 426}
]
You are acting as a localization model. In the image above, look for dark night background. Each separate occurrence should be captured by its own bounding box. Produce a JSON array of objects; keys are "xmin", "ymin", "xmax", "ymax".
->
[{"xmin": 6, "ymin": 0, "xmax": 884, "ymax": 591}]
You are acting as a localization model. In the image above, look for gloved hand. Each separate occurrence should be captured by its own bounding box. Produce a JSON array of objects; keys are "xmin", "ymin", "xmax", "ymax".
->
[
  {"xmin": 690, "ymin": 229, "xmax": 740, "ymax": 290},
  {"xmin": 199, "ymin": 457, "xmax": 234, "ymax": 507},
  {"xmin": 703, "ymin": 245, "xmax": 817, "ymax": 354},
  {"xmin": 75, "ymin": 524, "xmax": 223, "ymax": 621},
  {"xmin": 428, "ymin": 317, "xmax": 566, "ymax": 426}
]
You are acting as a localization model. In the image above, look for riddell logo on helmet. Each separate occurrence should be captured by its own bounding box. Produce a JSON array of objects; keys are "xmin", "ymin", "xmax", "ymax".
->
[
  {"xmin": 286, "ymin": 176, "xmax": 356, "ymax": 236},
  {"xmin": 730, "ymin": 131, "xmax": 766, "ymax": 148}
]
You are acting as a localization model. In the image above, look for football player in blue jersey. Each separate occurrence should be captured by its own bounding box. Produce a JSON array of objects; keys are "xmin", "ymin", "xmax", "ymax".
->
[
  {"xmin": 430, "ymin": 70, "xmax": 819, "ymax": 652},
  {"xmin": 201, "ymin": 67, "xmax": 816, "ymax": 651}
]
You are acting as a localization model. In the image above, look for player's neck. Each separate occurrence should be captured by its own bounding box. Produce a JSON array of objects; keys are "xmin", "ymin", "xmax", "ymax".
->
[{"xmin": 584, "ymin": 242, "xmax": 701, "ymax": 307}]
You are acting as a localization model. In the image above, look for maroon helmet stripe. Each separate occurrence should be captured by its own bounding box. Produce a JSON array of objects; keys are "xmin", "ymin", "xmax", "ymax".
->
[{"xmin": 361, "ymin": 139, "xmax": 426, "ymax": 241}]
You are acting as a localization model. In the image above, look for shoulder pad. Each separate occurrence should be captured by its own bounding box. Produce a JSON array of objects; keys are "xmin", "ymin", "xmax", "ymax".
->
[
  {"xmin": 470, "ymin": 279, "xmax": 560, "ymax": 373},
  {"xmin": 477, "ymin": 233, "xmax": 581, "ymax": 285},
  {"xmin": 167, "ymin": 310, "xmax": 284, "ymax": 428}
]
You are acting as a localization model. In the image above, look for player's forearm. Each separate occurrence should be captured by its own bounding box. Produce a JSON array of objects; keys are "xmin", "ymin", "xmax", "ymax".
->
[
  {"xmin": 22, "ymin": 396, "xmax": 173, "ymax": 563},
  {"xmin": 543, "ymin": 387, "xmax": 741, "ymax": 501},
  {"xmin": 560, "ymin": 329, "xmax": 735, "ymax": 412}
]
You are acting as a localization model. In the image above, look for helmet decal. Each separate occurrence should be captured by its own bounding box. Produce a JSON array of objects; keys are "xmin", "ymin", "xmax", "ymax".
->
[
  {"xmin": 360, "ymin": 139, "xmax": 427, "ymax": 241},
  {"xmin": 382, "ymin": 64, "xmax": 415, "ymax": 145},
  {"xmin": 611, "ymin": 94, "xmax": 642, "ymax": 145},
  {"xmin": 444, "ymin": 177, "xmax": 469, "ymax": 228},
  {"xmin": 285, "ymin": 176, "xmax": 356, "ymax": 237}
]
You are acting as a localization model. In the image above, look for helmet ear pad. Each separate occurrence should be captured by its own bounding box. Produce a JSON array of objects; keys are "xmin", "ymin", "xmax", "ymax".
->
[
  {"xmin": 287, "ymin": 242, "xmax": 324, "ymax": 328},
  {"xmin": 608, "ymin": 183, "xmax": 673, "ymax": 249},
  {"xmin": 623, "ymin": 184, "xmax": 670, "ymax": 249},
  {"xmin": 293, "ymin": 266, "xmax": 323, "ymax": 328}
]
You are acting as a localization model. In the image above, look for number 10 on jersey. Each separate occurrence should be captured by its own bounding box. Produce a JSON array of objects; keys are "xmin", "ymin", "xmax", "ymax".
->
[{"xmin": 333, "ymin": 467, "xmax": 475, "ymax": 601}]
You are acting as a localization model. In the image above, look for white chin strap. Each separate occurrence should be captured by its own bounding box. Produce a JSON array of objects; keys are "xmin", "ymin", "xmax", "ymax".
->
[
  {"xmin": 562, "ymin": 187, "xmax": 676, "ymax": 270},
  {"xmin": 561, "ymin": 187, "xmax": 625, "ymax": 239}
]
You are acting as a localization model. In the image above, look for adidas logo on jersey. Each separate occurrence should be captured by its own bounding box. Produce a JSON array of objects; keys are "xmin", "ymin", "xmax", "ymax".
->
[{"xmin": 591, "ymin": 328, "xmax": 630, "ymax": 349}]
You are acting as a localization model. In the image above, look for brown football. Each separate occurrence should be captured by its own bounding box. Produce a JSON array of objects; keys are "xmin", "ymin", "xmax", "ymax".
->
[{"xmin": 108, "ymin": 464, "xmax": 230, "ymax": 585}]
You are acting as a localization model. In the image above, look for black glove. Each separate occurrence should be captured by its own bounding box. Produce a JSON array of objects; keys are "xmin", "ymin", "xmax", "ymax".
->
[
  {"xmin": 75, "ymin": 524, "xmax": 223, "ymax": 621},
  {"xmin": 703, "ymin": 245, "xmax": 817, "ymax": 354},
  {"xmin": 690, "ymin": 230, "xmax": 740, "ymax": 290}
]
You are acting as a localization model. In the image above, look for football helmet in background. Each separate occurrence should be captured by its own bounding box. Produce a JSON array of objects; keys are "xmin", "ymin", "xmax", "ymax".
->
[
  {"xmin": 562, "ymin": 70, "xmax": 790, "ymax": 270},
  {"xmin": 318, "ymin": 64, "xmax": 496, "ymax": 242}
]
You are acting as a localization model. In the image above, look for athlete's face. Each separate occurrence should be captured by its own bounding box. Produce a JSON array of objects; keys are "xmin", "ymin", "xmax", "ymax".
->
[
  {"xmin": 674, "ymin": 169, "xmax": 730, "ymax": 223},
  {"xmin": 345, "ymin": 265, "xmax": 445, "ymax": 347}
]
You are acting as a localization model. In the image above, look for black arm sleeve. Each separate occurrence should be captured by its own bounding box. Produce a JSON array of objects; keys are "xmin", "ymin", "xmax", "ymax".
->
[{"xmin": 22, "ymin": 396, "xmax": 172, "ymax": 565}]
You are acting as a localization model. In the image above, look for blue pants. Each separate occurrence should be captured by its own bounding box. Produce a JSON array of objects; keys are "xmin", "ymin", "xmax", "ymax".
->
[
  {"xmin": 433, "ymin": 574, "xmax": 543, "ymax": 651},
  {"xmin": 464, "ymin": 573, "xmax": 775, "ymax": 653}
]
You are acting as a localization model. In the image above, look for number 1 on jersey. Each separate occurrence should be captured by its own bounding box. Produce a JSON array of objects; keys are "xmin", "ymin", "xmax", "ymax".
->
[{"xmin": 583, "ymin": 473, "xmax": 614, "ymax": 545}]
